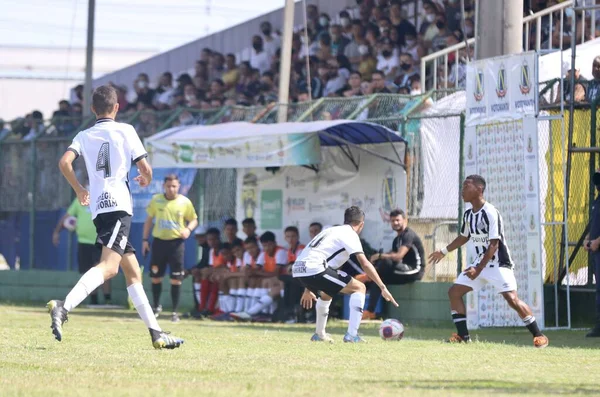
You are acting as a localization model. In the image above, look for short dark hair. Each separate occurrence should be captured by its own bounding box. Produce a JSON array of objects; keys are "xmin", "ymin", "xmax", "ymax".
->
[
  {"xmin": 232, "ymin": 240, "xmax": 243, "ymax": 249},
  {"xmin": 466, "ymin": 174, "xmax": 486, "ymax": 193},
  {"xmin": 220, "ymin": 243, "xmax": 232, "ymax": 252},
  {"xmin": 389, "ymin": 209, "xmax": 406, "ymax": 218},
  {"xmin": 92, "ymin": 85, "xmax": 118, "ymax": 115},
  {"xmin": 372, "ymin": 70, "xmax": 385, "ymax": 79},
  {"xmin": 163, "ymin": 174, "xmax": 179, "ymax": 183},
  {"xmin": 309, "ymin": 222, "xmax": 323, "ymax": 230},
  {"xmin": 242, "ymin": 218, "xmax": 256, "ymax": 226},
  {"xmin": 260, "ymin": 231, "xmax": 276, "ymax": 243},
  {"xmin": 244, "ymin": 236, "xmax": 258, "ymax": 245},
  {"xmin": 224, "ymin": 218, "xmax": 238, "ymax": 227},
  {"xmin": 206, "ymin": 227, "xmax": 221, "ymax": 237},
  {"xmin": 344, "ymin": 206, "xmax": 365, "ymax": 226},
  {"xmin": 284, "ymin": 226, "xmax": 299, "ymax": 235}
]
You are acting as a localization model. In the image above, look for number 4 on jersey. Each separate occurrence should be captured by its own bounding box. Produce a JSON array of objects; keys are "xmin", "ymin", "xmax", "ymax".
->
[{"xmin": 96, "ymin": 142, "xmax": 111, "ymax": 178}]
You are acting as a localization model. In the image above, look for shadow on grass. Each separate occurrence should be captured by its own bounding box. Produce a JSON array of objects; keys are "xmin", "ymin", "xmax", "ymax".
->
[{"xmin": 371, "ymin": 379, "xmax": 600, "ymax": 395}]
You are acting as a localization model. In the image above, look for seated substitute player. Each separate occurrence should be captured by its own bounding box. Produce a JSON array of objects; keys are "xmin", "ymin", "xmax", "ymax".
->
[
  {"xmin": 429, "ymin": 175, "xmax": 549, "ymax": 348},
  {"xmin": 241, "ymin": 236, "xmax": 263, "ymax": 312},
  {"xmin": 293, "ymin": 206, "xmax": 399, "ymax": 343},
  {"xmin": 197, "ymin": 227, "xmax": 226, "ymax": 315},
  {"xmin": 142, "ymin": 173, "xmax": 198, "ymax": 323},
  {"xmin": 363, "ymin": 209, "xmax": 425, "ymax": 320},
  {"xmin": 48, "ymin": 84, "xmax": 183, "ymax": 349}
]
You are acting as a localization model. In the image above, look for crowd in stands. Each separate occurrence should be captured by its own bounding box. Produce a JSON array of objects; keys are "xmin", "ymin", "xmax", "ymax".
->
[{"xmin": 2, "ymin": 0, "xmax": 599, "ymax": 140}]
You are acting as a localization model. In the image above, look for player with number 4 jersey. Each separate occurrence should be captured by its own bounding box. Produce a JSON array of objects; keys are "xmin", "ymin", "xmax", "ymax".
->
[
  {"xmin": 48, "ymin": 85, "xmax": 183, "ymax": 350},
  {"xmin": 292, "ymin": 206, "xmax": 399, "ymax": 343}
]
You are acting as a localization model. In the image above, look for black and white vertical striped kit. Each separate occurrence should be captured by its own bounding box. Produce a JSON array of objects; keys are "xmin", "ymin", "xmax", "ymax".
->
[{"xmin": 460, "ymin": 202, "xmax": 514, "ymax": 268}]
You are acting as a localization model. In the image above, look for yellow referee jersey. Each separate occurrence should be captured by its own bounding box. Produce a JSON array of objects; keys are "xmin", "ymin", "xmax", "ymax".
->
[{"xmin": 147, "ymin": 194, "xmax": 197, "ymax": 240}]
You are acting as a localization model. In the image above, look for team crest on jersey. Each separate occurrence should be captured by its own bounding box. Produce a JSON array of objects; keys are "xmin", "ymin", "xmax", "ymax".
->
[
  {"xmin": 474, "ymin": 69, "xmax": 484, "ymax": 101},
  {"xmin": 519, "ymin": 60, "xmax": 531, "ymax": 94},
  {"xmin": 496, "ymin": 64, "xmax": 507, "ymax": 98}
]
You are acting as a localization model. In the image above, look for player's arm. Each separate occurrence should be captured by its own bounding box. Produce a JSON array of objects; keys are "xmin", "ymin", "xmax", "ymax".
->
[
  {"xmin": 134, "ymin": 157, "xmax": 152, "ymax": 187},
  {"xmin": 355, "ymin": 253, "xmax": 399, "ymax": 307},
  {"xmin": 428, "ymin": 235, "xmax": 469, "ymax": 265},
  {"xmin": 142, "ymin": 214, "xmax": 154, "ymax": 256},
  {"xmin": 52, "ymin": 213, "xmax": 71, "ymax": 247},
  {"xmin": 474, "ymin": 239, "xmax": 499, "ymax": 270},
  {"xmin": 129, "ymin": 127, "xmax": 152, "ymax": 186},
  {"xmin": 58, "ymin": 150, "xmax": 88, "ymax": 205},
  {"xmin": 180, "ymin": 203, "xmax": 198, "ymax": 239}
]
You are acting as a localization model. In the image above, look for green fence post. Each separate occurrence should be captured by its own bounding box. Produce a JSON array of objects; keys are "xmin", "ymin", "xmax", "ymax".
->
[
  {"xmin": 589, "ymin": 101, "xmax": 597, "ymax": 287},
  {"xmin": 457, "ymin": 112, "xmax": 466, "ymax": 276},
  {"xmin": 205, "ymin": 106, "xmax": 231, "ymax": 126},
  {"xmin": 347, "ymin": 95, "xmax": 377, "ymax": 120},
  {"xmin": 295, "ymin": 98, "xmax": 325, "ymax": 122}
]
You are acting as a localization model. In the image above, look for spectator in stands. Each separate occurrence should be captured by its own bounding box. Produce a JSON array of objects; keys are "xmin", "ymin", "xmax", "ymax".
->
[
  {"xmin": 222, "ymin": 54, "xmax": 239, "ymax": 94},
  {"xmin": 135, "ymin": 104, "xmax": 158, "ymax": 136},
  {"xmin": 323, "ymin": 59, "xmax": 348, "ymax": 97},
  {"xmin": 371, "ymin": 70, "xmax": 392, "ymax": 93},
  {"xmin": 309, "ymin": 222, "xmax": 323, "ymax": 240},
  {"xmin": 251, "ymin": 35, "xmax": 271, "ymax": 75},
  {"xmin": 176, "ymin": 73, "xmax": 194, "ymax": 92},
  {"xmin": 306, "ymin": 4, "xmax": 321, "ymax": 34},
  {"xmin": 343, "ymin": 71, "xmax": 365, "ymax": 97},
  {"xmin": 420, "ymin": 1, "xmax": 440, "ymax": 48},
  {"xmin": 194, "ymin": 60, "xmax": 209, "ymax": 83},
  {"xmin": 587, "ymin": 56, "xmax": 600, "ymax": 103},
  {"xmin": 207, "ymin": 79, "xmax": 225, "ymax": 102},
  {"xmin": 329, "ymin": 24, "xmax": 350, "ymax": 56},
  {"xmin": 378, "ymin": 16, "xmax": 394, "ymax": 42},
  {"xmin": 358, "ymin": 44, "xmax": 378, "ymax": 81},
  {"xmin": 395, "ymin": 53, "xmax": 419, "ymax": 88},
  {"xmin": 390, "ymin": 0, "xmax": 416, "ymax": 44},
  {"xmin": 365, "ymin": 25, "xmax": 381, "ymax": 49},
  {"xmin": 431, "ymin": 14, "xmax": 452, "ymax": 52},
  {"xmin": 134, "ymin": 73, "xmax": 156, "ymax": 107},
  {"xmin": 257, "ymin": 71, "xmax": 278, "ymax": 105},
  {"xmin": 23, "ymin": 110, "xmax": 44, "ymax": 141},
  {"xmin": 377, "ymin": 38, "xmax": 400, "ymax": 80},
  {"xmin": 261, "ymin": 21, "xmax": 281, "ymax": 58},
  {"xmin": 183, "ymin": 84, "xmax": 202, "ymax": 109},
  {"xmin": 372, "ymin": 6, "xmax": 386, "ymax": 27},
  {"xmin": 52, "ymin": 100, "xmax": 75, "ymax": 136},
  {"xmin": 339, "ymin": 10, "xmax": 353, "ymax": 38},
  {"xmin": 296, "ymin": 57, "xmax": 324, "ymax": 99},
  {"xmin": 410, "ymin": 76, "xmax": 423, "ymax": 95},
  {"xmin": 316, "ymin": 33, "xmax": 333, "ymax": 61},
  {"xmin": 444, "ymin": 0, "xmax": 463, "ymax": 32},
  {"xmin": 71, "ymin": 103, "xmax": 83, "ymax": 125},
  {"xmin": 345, "ymin": 20, "xmax": 367, "ymax": 66},
  {"xmin": 443, "ymin": 33, "xmax": 467, "ymax": 89},
  {"xmin": 463, "ymin": 17, "xmax": 474, "ymax": 38},
  {"xmin": 209, "ymin": 52, "xmax": 225, "ymax": 82},
  {"xmin": 400, "ymin": 27, "xmax": 425, "ymax": 65},
  {"xmin": 154, "ymin": 72, "xmax": 174, "ymax": 110},
  {"xmin": 72, "ymin": 84, "xmax": 84, "ymax": 105}
]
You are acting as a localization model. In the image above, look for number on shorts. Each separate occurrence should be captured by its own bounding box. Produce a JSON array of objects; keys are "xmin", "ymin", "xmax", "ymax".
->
[{"xmin": 96, "ymin": 142, "xmax": 111, "ymax": 178}]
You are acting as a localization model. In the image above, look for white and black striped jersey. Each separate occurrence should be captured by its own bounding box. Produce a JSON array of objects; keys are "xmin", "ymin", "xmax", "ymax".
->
[
  {"xmin": 68, "ymin": 119, "xmax": 147, "ymax": 219},
  {"xmin": 292, "ymin": 225, "xmax": 364, "ymax": 277},
  {"xmin": 460, "ymin": 202, "xmax": 514, "ymax": 268}
]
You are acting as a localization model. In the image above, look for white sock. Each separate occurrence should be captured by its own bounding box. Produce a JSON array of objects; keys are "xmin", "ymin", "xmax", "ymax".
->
[
  {"xmin": 248, "ymin": 294, "xmax": 273, "ymax": 315},
  {"xmin": 193, "ymin": 282, "xmax": 201, "ymax": 304},
  {"xmin": 64, "ymin": 267, "xmax": 105, "ymax": 312},
  {"xmin": 252, "ymin": 288, "xmax": 261, "ymax": 306},
  {"xmin": 226, "ymin": 295, "xmax": 236, "ymax": 313},
  {"xmin": 347, "ymin": 292, "xmax": 366, "ymax": 337},
  {"xmin": 128, "ymin": 283, "xmax": 161, "ymax": 332},
  {"xmin": 236, "ymin": 289, "xmax": 246, "ymax": 312},
  {"xmin": 245, "ymin": 290, "xmax": 254, "ymax": 312},
  {"xmin": 315, "ymin": 298, "xmax": 332, "ymax": 337},
  {"xmin": 269, "ymin": 301, "xmax": 277, "ymax": 314},
  {"xmin": 217, "ymin": 292, "xmax": 224, "ymax": 312}
]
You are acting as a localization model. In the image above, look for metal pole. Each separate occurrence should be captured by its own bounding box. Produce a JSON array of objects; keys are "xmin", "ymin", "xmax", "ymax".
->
[
  {"xmin": 457, "ymin": 113, "xmax": 465, "ymax": 276},
  {"xmin": 83, "ymin": 0, "xmax": 95, "ymax": 117},
  {"xmin": 589, "ymin": 101, "xmax": 597, "ymax": 287},
  {"xmin": 477, "ymin": 0, "xmax": 523, "ymax": 58},
  {"xmin": 277, "ymin": 0, "xmax": 295, "ymax": 123}
]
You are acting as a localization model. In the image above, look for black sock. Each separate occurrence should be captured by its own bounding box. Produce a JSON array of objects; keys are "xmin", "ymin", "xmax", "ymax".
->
[
  {"xmin": 171, "ymin": 284, "xmax": 181, "ymax": 313},
  {"xmin": 104, "ymin": 293, "xmax": 111, "ymax": 302},
  {"xmin": 452, "ymin": 312, "xmax": 470, "ymax": 340},
  {"xmin": 149, "ymin": 328, "xmax": 162, "ymax": 341},
  {"xmin": 152, "ymin": 283, "xmax": 162, "ymax": 308},
  {"xmin": 90, "ymin": 292, "xmax": 98, "ymax": 305},
  {"xmin": 523, "ymin": 316, "xmax": 543, "ymax": 337}
]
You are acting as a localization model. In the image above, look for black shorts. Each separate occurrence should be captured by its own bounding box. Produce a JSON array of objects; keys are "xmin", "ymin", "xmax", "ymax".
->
[
  {"xmin": 77, "ymin": 243, "xmax": 102, "ymax": 274},
  {"xmin": 296, "ymin": 267, "xmax": 352, "ymax": 297},
  {"xmin": 149, "ymin": 238, "xmax": 185, "ymax": 279},
  {"xmin": 93, "ymin": 211, "xmax": 135, "ymax": 256}
]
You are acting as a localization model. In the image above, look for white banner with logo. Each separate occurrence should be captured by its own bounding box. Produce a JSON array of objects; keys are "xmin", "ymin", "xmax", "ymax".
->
[
  {"xmin": 235, "ymin": 144, "xmax": 407, "ymax": 251},
  {"xmin": 464, "ymin": 52, "xmax": 544, "ymax": 329}
]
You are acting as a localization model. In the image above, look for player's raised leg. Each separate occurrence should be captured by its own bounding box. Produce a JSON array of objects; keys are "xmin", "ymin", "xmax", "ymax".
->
[
  {"xmin": 501, "ymin": 290, "xmax": 549, "ymax": 348},
  {"xmin": 340, "ymin": 278, "xmax": 368, "ymax": 343},
  {"xmin": 120, "ymin": 251, "xmax": 184, "ymax": 349},
  {"xmin": 47, "ymin": 246, "xmax": 120, "ymax": 342},
  {"xmin": 447, "ymin": 283, "xmax": 473, "ymax": 343}
]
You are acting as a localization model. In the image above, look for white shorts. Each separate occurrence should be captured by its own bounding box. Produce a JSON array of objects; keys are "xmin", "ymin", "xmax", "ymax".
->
[{"xmin": 454, "ymin": 265, "xmax": 517, "ymax": 293}]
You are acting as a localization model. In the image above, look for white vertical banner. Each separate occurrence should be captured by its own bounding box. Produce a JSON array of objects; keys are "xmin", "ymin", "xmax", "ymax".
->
[{"xmin": 463, "ymin": 52, "xmax": 544, "ymax": 329}]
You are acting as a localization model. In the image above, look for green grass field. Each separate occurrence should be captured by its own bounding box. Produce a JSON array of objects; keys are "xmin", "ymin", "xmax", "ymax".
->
[{"xmin": 1, "ymin": 304, "xmax": 599, "ymax": 397}]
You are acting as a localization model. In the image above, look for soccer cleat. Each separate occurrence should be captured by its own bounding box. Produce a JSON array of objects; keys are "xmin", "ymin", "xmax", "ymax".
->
[
  {"xmin": 171, "ymin": 313, "xmax": 180, "ymax": 323},
  {"xmin": 311, "ymin": 333, "xmax": 334, "ymax": 343},
  {"xmin": 343, "ymin": 333, "xmax": 366, "ymax": 343},
  {"xmin": 533, "ymin": 335, "xmax": 549, "ymax": 348},
  {"xmin": 47, "ymin": 300, "xmax": 68, "ymax": 342},
  {"xmin": 361, "ymin": 310, "xmax": 377, "ymax": 320},
  {"xmin": 153, "ymin": 305, "xmax": 163, "ymax": 318},
  {"xmin": 229, "ymin": 311, "xmax": 252, "ymax": 322},
  {"xmin": 152, "ymin": 331, "xmax": 184, "ymax": 350},
  {"xmin": 447, "ymin": 333, "xmax": 471, "ymax": 343}
]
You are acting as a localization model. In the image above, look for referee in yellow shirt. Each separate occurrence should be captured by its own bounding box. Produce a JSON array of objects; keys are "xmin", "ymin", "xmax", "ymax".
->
[{"xmin": 142, "ymin": 174, "xmax": 198, "ymax": 322}]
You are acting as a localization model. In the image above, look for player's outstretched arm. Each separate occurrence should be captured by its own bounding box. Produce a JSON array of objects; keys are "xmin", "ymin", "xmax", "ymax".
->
[
  {"xmin": 134, "ymin": 158, "xmax": 153, "ymax": 187},
  {"xmin": 428, "ymin": 235, "xmax": 469, "ymax": 265},
  {"xmin": 355, "ymin": 253, "xmax": 399, "ymax": 307},
  {"xmin": 58, "ymin": 150, "xmax": 88, "ymax": 205}
]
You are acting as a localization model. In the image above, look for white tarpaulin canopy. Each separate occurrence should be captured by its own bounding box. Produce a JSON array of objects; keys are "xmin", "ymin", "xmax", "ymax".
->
[{"xmin": 145, "ymin": 120, "xmax": 407, "ymax": 169}]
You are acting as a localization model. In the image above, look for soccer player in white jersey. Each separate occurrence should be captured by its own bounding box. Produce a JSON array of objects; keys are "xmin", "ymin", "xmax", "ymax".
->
[
  {"xmin": 47, "ymin": 85, "xmax": 183, "ymax": 349},
  {"xmin": 429, "ymin": 175, "xmax": 549, "ymax": 348},
  {"xmin": 292, "ymin": 206, "xmax": 399, "ymax": 343}
]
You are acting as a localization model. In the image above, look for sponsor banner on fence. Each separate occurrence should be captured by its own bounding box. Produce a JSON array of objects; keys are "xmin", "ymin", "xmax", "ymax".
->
[
  {"xmin": 235, "ymin": 145, "xmax": 407, "ymax": 251},
  {"xmin": 466, "ymin": 52, "xmax": 537, "ymax": 124},
  {"xmin": 129, "ymin": 167, "xmax": 197, "ymax": 223}
]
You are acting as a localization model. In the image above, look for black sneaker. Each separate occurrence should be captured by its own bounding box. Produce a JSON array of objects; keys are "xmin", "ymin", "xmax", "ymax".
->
[
  {"xmin": 150, "ymin": 330, "xmax": 184, "ymax": 350},
  {"xmin": 46, "ymin": 300, "xmax": 68, "ymax": 342},
  {"xmin": 153, "ymin": 305, "xmax": 163, "ymax": 318}
]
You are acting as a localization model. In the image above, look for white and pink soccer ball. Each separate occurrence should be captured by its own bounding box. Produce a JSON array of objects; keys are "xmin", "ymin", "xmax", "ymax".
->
[{"xmin": 379, "ymin": 318, "xmax": 404, "ymax": 341}]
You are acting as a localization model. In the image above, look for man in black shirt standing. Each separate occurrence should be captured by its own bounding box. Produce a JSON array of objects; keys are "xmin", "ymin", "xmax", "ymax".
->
[
  {"xmin": 584, "ymin": 169, "xmax": 600, "ymax": 337},
  {"xmin": 363, "ymin": 209, "xmax": 425, "ymax": 319}
]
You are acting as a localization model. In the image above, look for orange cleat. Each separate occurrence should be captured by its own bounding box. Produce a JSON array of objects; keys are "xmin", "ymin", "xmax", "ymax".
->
[
  {"xmin": 533, "ymin": 335, "xmax": 549, "ymax": 348},
  {"xmin": 447, "ymin": 333, "xmax": 471, "ymax": 343},
  {"xmin": 361, "ymin": 310, "xmax": 377, "ymax": 320}
]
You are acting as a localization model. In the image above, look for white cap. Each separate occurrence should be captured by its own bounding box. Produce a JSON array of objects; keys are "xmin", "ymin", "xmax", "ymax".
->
[{"xmin": 194, "ymin": 226, "xmax": 208, "ymax": 235}]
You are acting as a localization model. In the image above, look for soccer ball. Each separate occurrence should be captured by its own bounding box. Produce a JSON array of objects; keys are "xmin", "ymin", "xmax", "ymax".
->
[
  {"xmin": 63, "ymin": 216, "xmax": 77, "ymax": 232},
  {"xmin": 379, "ymin": 318, "xmax": 404, "ymax": 341}
]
